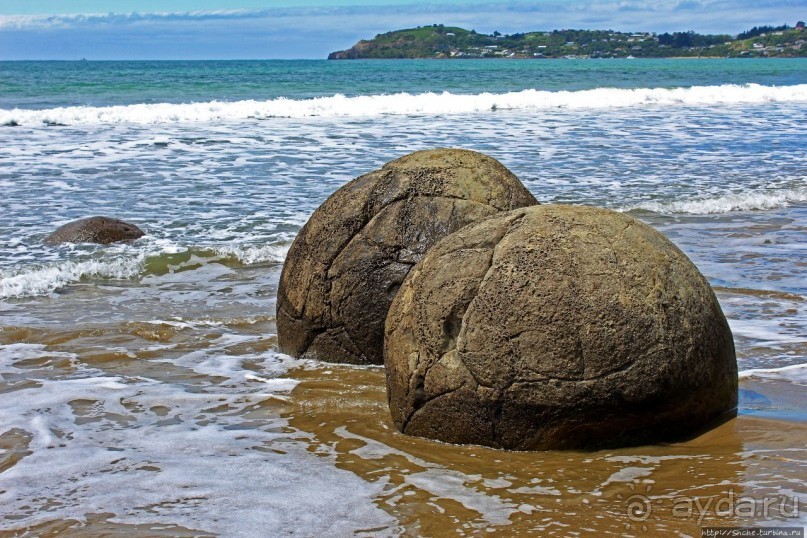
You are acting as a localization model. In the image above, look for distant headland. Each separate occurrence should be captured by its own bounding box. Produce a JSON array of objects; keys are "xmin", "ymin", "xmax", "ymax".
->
[{"xmin": 328, "ymin": 22, "xmax": 806, "ymax": 59}]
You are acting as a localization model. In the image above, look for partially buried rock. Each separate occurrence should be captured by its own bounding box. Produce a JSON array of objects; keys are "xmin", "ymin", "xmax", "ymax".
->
[
  {"xmin": 385, "ymin": 204, "xmax": 737, "ymax": 450},
  {"xmin": 44, "ymin": 216, "xmax": 145, "ymax": 245},
  {"xmin": 277, "ymin": 148, "xmax": 538, "ymax": 365}
]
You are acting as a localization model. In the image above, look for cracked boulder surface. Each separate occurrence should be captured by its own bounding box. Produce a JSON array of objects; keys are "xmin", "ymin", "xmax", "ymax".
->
[
  {"xmin": 44, "ymin": 216, "xmax": 145, "ymax": 245},
  {"xmin": 385, "ymin": 204, "xmax": 738, "ymax": 450},
  {"xmin": 276, "ymin": 148, "xmax": 538, "ymax": 365}
]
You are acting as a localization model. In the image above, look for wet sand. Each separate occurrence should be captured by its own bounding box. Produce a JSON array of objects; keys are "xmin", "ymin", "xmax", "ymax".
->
[
  {"xmin": 6, "ymin": 350, "xmax": 804, "ymax": 537},
  {"xmin": 9, "ymin": 365, "xmax": 807, "ymax": 536},
  {"xmin": 1, "ymin": 263, "xmax": 806, "ymax": 536},
  {"xmin": 283, "ymin": 365, "xmax": 806, "ymax": 536}
]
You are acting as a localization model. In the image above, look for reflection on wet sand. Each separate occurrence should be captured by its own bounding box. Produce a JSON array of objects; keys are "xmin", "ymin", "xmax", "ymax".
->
[{"xmin": 286, "ymin": 364, "xmax": 806, "ymax": 536}]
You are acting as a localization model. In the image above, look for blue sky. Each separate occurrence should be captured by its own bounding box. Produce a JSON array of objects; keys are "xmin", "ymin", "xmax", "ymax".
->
[{"xmin": 1, "ymin": 1, "xmax": 804, "ymax": 59}]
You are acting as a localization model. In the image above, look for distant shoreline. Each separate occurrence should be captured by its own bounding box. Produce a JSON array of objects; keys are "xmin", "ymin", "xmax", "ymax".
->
[
  {"xmin": 328, "ymin": 24, "xmax": 807, "ymax": 60},
  {"xmin": 4, "ymin": 57, "xmax": 807, "ymax": 63},
  {"xmin": 327, "ymin": 56, "xmax": 770, "ymax": 60}
]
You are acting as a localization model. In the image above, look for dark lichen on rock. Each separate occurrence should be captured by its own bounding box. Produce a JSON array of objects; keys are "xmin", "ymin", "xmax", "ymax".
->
[
  {"xmin": 385, "ymin": 204, "xmax": 738, "ymax": 450},
  {"xmin": 276, "ymin": 148, "xmax": 538, "ymax": 365}
]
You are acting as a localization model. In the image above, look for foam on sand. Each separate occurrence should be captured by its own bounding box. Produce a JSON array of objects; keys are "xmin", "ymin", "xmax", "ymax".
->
[
  {"xmin": 739, "ymin": 363, "xmax": 807, "ymax": 384},
  {"xmin": 0, "ymin": 343, "xmax": 395, "ymax": 535},
  {"xmin": 2, "ymin": 83, "xmax": 806, "ymax": 127}
]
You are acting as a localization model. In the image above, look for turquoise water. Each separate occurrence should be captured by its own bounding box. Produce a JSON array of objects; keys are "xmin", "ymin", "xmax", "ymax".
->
[
  {"xmin": 2, "ymin": 58, "xmax": 806, "ymax": 108},
  {"xmin": 1, "ymin": 57, "xmax": 805, "ymax": 373}
]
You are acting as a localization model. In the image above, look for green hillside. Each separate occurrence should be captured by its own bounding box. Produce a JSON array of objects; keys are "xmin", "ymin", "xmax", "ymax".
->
[{"xmin": 328, "ymin": 23, "xmax": 807, "ymax": 59}]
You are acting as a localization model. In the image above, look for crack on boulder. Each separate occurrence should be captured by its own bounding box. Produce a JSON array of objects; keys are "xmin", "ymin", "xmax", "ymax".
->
[
  {"xmin": 460, "ymin": 359, "xmax": 493, "ymax": 389},
  {"xmin": 311, "ymin": 195, "xmax": 515, "ymax": 363},
  {"xmin": 402, "ymin": 372, "xmax": 426, "ymax": 432},
  {"xmin": 404, "ymin": 210, "xmax": 529, "ymax": 415},
  {"xmin": 303, "ymin": 326, "xmax": 369, "ymax": 364},
  {"xmin": 401, "ymin": 379, "xmax": 471, "ymax": 434},
  {"xmin": 451, "ymin": 211, "xmax": 527, "ymax": 385},
  {"xmin": 610, "ymin": 219, "xmax": 635, "ymax": 248},
  {"xmin": 297, "ymin": 326, "xmax": 327, "ymax": 358},
  {"xmin": 336, "ymin": 327, "xmax": 370, "ymax": 363},
  {"xmin": 327, "ymin": 193, "xmax": 500, "ymax": 266}
]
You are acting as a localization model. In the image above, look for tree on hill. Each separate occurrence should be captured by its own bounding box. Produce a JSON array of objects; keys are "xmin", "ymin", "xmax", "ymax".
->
[{"xmin": 737, "ymin": 24, "xmax": 790, "ymax": 40}]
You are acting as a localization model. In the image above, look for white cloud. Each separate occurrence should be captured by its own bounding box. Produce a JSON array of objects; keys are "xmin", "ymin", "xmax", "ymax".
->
[
  {"xmin": 1, "ymin": 2, "xmax": 803, "ymax": 32},
  {"xmin": 0, "ymin": 10, "xmax": 261, "ymax": 30}
]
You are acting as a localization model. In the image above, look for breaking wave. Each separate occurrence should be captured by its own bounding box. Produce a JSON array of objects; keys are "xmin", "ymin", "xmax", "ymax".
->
[
  {"xmin": 623, "ymin": 186, "xmax": 807, "ymax": 214},
  {"xmin": 739, "ymin": 363, "xmax": 807, "ymax": 384},
  {"xmin": 2, "ymin": 83, "xmax": 806, "ymax": 126},
  {"xmin": 0, "ymin": 256, "xmax": 145, "ymax": 298},
  {"xmin": 0, "ymin": 244, "xmax": 289, "ymax": 299}
]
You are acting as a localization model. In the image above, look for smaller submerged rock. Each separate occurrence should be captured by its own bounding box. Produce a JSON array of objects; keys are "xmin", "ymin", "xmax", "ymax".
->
[{"xmin": 44, "ymin": 216, "xmax": 145, "ymax": 245}]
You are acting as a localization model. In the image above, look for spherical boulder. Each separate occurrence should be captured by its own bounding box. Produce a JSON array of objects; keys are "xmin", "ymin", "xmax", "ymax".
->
[
  {"xmin": 277, "ymin": 148, "xmax": 538, "ymax": 365},
  {"xmin": 385, "ymin": 204, "xmax": 737, "ymax": 450},
  {"xmin": 44, "ymin": 216, "xmax": 145, "ymax": 245}
]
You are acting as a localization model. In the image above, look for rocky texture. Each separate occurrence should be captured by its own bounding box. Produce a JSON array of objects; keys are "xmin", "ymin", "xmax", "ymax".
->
[
  {"xmin": 44, "ymin": 216, "xmax": 145, "ymax": 245},
  {"xmin": 385, "ymin": 204, "xmax": 738, "ymax": 450},
  {"xmin": 277, "ymin": 148, "xmax": 538, "ymax": 365}
]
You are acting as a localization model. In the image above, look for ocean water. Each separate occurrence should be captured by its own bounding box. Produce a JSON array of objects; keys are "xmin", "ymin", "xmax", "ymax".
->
[{"xmin": 0, "ymin": 59, "xmax": 805, "ymax": 535}]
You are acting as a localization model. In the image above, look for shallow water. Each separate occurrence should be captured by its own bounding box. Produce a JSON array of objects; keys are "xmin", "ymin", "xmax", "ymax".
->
[
  {"xmin": 1, "ymin": 332, "xmax": 805, "ymax": 535},
  {"xmin": 0, "ymin": 60, "xmax": 805, "ymax": 534}
]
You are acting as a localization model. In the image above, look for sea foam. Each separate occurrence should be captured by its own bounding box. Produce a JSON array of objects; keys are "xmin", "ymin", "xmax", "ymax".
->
[
  {"xmin": 0, "ymin": 255, "xmax": 146, "ymax": 298},
  {"xmin": 214, "ymin": 243, "xmax": 290, "ymax": 265},
  {"xmin": 2, "ymin": 83, "xmax": 806, "ymax": 127},
  {"xmin": 739, "ymin": 363, "xmax": 807, "ymax": 384},
  {"xmin": 622, "ymin": 186, "xmax": 807, "ymax": 214},
  {"xmin": 0, "ymin": 243, "xmax": 289, "ymax": 299}
]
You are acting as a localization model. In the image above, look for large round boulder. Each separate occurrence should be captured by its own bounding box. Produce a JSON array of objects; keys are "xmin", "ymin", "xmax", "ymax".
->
[
  {"xmin": 44, "ymin": 216, "xmax": 145, "ymax": 245},
  {"xmin": 385, "ymin": 204, "xmax": 737, "ymax": 450},
  {"xmin": 277, "ymin": 149, "xmax": 538, "ymax": 365}
]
